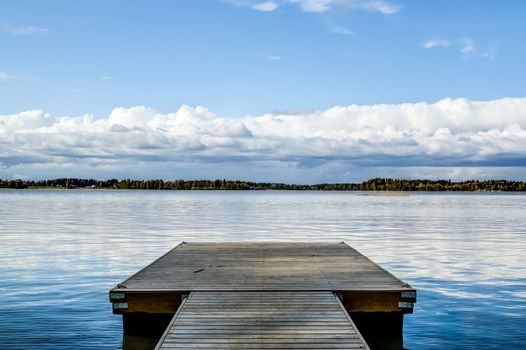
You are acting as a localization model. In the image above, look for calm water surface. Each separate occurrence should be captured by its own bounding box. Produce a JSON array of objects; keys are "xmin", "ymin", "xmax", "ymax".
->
[{"xmin": 0, "ymin": 190, "xmax": 525, "ymax": 349}]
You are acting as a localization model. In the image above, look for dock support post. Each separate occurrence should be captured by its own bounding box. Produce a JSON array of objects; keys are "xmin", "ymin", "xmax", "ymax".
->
[
  {"xmin": 350, "ymin": 312, "xmax": 404, "ymax": 350},
  {"xmin": 122, "ymin": 313, "xmax": 174, "ymax": 337}
]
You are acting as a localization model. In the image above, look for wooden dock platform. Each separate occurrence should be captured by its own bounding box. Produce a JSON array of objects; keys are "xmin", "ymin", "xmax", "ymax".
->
[
  {"xmin": 155, "ymin": 291, "xmax": 369, "ymax": 349},
  {"xmin": 110, "ymin": 242, "xmax": 416, "ymax": 349}
]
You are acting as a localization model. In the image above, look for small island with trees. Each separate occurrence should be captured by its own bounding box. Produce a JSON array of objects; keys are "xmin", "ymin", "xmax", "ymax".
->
[{"xmin": 1, "ymin": 177, "xmax": 526, "ymax": 191}]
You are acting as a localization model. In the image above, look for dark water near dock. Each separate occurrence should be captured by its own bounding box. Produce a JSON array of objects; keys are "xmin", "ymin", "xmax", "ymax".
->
[{"xmin": 0, "ymin": 190, "xmax": 525, "ymax": 349}]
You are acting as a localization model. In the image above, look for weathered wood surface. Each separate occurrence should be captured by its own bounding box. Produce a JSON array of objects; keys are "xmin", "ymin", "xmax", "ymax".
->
[
  {"xmin": 155, "ymin": 291, "xmax": 370, "ymax": 350},
  {"xmin": 113, "ymin": 242, "xmax": 413, "ymax": 292}
]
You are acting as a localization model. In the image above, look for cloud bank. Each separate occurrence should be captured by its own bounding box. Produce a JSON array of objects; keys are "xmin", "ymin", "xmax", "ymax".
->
[{"xmin": 2, "ymin": 97, "xmax": 526, "ymax": 182}]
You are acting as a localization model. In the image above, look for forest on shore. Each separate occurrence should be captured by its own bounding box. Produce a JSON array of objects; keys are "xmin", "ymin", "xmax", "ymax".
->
[{"xmin": 1, "ymin": 177, "xmax": 526, "ymax": 191}]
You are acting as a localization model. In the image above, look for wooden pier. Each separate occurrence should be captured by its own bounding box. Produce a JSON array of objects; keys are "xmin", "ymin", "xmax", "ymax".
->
[
  {"xmin": 155, "ymin": 291, "xmax": 369, "ymax": 349},
  {"xmin": 110, "ymin": 242, "xmax": 416, "ymax": 350}
]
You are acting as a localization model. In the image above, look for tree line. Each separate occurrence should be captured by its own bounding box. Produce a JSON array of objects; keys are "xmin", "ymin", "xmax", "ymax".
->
[{"xmin": 1, "ymin": 177, "xmax": 526, "ymax": 191}]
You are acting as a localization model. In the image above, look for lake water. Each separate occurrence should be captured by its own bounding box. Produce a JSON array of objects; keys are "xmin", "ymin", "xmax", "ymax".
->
[{"xmin": 0, "ymin": 190, "xmax": 525, "ymax": 349}]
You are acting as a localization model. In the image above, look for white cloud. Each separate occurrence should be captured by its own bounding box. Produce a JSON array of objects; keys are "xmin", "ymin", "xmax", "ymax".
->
[
  {"xmin": 287, "ymin": 0, "xmax": 400, "ymax": 13},
  {"xmin": 422, "ymin": 39, "xmax": 450, "ymax": 49},
  {"xmin": 261, "ymin": 54, "xmax": 281, "ymax": 60},
  {"xmin": 330, "ymin": 25, "xmax": 353, "ymax": 36},
  {"xmin": 0, "ymin": 72, "xmax": 16, "ymax": 81},
  {"xmin": 252, "ymin": 1, "xmax": 279, "ymax": 11},
  {"xmin": 458, "ymin": 38, "xmax": 475, "ymax": 55},
  {"xmin": 287, "ymin": 0, "xmax": 332, "ymax": 12},
  {"xmin": 423, "ymin": 37, "xmax": 491, "ymax": 60},
  {"xmin": 226, "ymin": 0, "xmax": 399, "ymax": 14},
  {"xmin": 287, "ymin": 0, "xmax": 400, "ymax": 14},
  {"xmin": 224, "ymin": 0, "xmax": 252, "ymax": 7},
  {"xmin": 0, "ymin": 23, "xmax": 48, "ymax": 36},
  {"xmin": 2, "ymin": 98, "xmax": 526, "ymax": 181},
  {"xmin": 99, "ymin": 75, "xmax": 113, "ymax": 81},
  {"xmin": 352, "ymin": 0, "xmax": 400, "ymax": 14},
  {"xmin": 481, "ymin": 46, "xmax": 497, "ymax": 61},
  {"xmin": 0, "ymin": 72, "xmax": 44, "ymax": 81}
]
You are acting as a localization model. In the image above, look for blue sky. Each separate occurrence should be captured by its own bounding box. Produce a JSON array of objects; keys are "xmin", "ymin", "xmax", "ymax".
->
[
  {"xmin": 2, "ymin": 0, "xmax": 525, "ymax": 117},
  {"xmin": 1, "ymin": 0, "xmax": 526, "ymax": 182}
]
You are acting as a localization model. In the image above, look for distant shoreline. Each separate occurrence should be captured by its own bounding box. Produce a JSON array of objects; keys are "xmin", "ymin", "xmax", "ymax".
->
[{"xmin": 1, "ymin": 178, "xmax": 525, "ymax": 191}]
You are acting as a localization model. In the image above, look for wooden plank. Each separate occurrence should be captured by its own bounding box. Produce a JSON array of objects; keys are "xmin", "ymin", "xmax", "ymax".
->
[{"xmin": 155, "ymin": 291, "xmax": 370, "ymax": 350}]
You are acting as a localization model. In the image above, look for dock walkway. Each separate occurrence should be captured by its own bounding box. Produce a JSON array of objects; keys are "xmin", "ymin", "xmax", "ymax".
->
[{"xmin": 155, "ymin": 291, "xmax": 370, "ymax": 350}]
